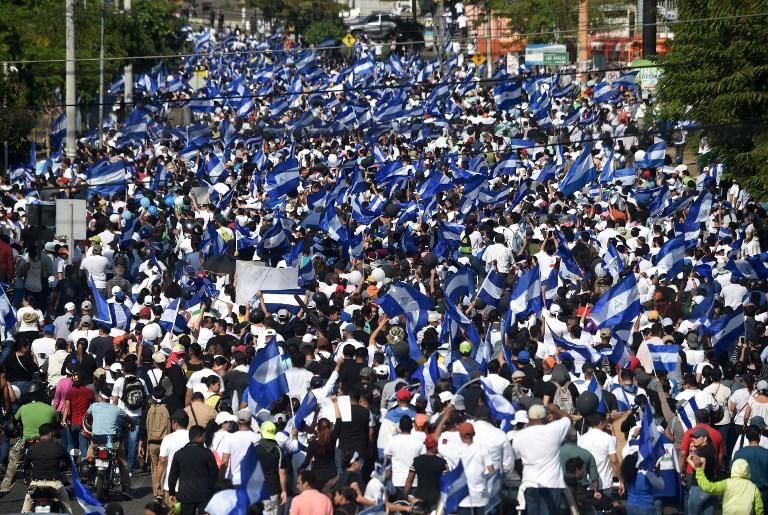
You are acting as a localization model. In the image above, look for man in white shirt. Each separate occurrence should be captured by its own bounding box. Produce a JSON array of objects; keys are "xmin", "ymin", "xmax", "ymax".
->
[
  {"xmin": 220, "ymin": 410, "xmax": 261, "ymax": 486},
  {"xmin": 31, "ymin": 325, "xmax": 57, "ymax": 363},
  {"xmin": 384, "ymin": 417, "xmax": 425, "ymax": 489},
  {"xmin": 675, "ymin": 374, "xmax": 719, "ymax": 413},
  {"xmin": 80, "ymin": 244, "xmax": 110, "ymax": 291},
  {"xmin": 512, "ymin": 403, "xmax": 571, "ymax": 514},
  {"xmin": 483, "ymin": 233, "xmax": 513, "ymax": 273},
  {"xmin": 284, "ymin": 354, "xmax": 313, "ymax": 400},
  {"xmin": 156, "ymin": 410, "xmax": 190, "ymax": 499},
  {"xmin": 577, "ymin": 413, "xmax": 619, "ymax": 491},
  {"xmin": 472, "ymin": 411, "xmax": 515, "ymax": 480},
  {"xmin": 456, "ymin": 421, "xmax": 495, "ymax": 510}
]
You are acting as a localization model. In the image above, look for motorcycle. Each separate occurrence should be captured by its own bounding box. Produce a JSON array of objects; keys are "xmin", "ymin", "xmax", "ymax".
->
[
  {"xmin": 26, "ymin": 484, "xmax": 63, "ymax": 513},
  {"xmin": 81, "ymin": 437, "xmax": 122, "ymax": 500}
]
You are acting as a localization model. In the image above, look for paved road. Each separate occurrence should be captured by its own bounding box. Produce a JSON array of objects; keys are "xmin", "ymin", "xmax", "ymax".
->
[{"xmin": 0, "ymin": 468, "xmax": 156, "ymax": 514}]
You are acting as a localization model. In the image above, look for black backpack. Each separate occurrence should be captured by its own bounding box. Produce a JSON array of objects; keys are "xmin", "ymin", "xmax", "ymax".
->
[
  {"xmin": 121, "ymin": 376, "xmax": 146, "ymax": 410},
  {"xmin": 159, "ymin": 370, "xmax": 175, "ymax": 400}
]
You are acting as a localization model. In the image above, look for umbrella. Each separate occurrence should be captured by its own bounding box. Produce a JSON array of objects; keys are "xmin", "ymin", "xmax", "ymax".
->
[{"xmin": 203, "ymin": 255, "xmax": 236, "ymax": 275}]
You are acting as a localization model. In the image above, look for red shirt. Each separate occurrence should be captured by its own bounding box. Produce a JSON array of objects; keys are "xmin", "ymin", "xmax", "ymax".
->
[
  {"xmin": 65, "ymin": 385, "xmax": 95, "ymax": 426},
  {"xmin": 679, "ymin": 423, "xmax": 724, "ymax": 473}
]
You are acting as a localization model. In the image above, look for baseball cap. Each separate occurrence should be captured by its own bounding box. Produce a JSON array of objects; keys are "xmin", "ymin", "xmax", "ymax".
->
[
  {"xmin": 373, "ymin": 365, "xmax": 389, "ymax": 377},
  {"xmin": 512, "ymin": 370, "xmax": 526, "ymax": 380},
  {"xmin": 517, "ymin": 350, "xmax": 531, "ymax": 363},
  {"xmin": 109, "ymin": 362, "xmax": 122, "ymax": 373},
  {"xmin": 111, "ymin": 286, "xmax": 122, "ymax": 296},
  {"xmin": 215, "ymin": 412, "xmax": 238, "ymax": 425},
  {"xmin": 138, "ymin": 307, "xmax": 152, "ymax": 319},
  {"xmin": 152, "ymin": 352, "xmax": 166, "ymax": 364},
  {"xmin": 528, "ymin": 404, "xmax": 547, "ymax": 420},
  {"xmin": 301, "ymin": 333, "xmax": 317, "ymax": 343},
  {"xmin": 64, "ymin": 302, "xmax": 76, "ymax": 311},
  {"xmin": 395, "ymin": 388, "xmax": 412, "ymax": 402},
  {"xmin": 237, "ymin": 408, "xmax": 252, "ymax": 423},
  {"xmin": 342, "ymin": 323, "xmax": 356, "ymax": 333},
  {"xmin": 80, "ymin": 315, "xmax": 92, "ymax": 326},
  {"xmin": 458, "ymin": 340, "xmax": 472, "ymax": 354},
  {"xmin": 599, "ymin": 328, "xmax": 611, "ymax": 338},
  {"xmin": 691, "ymin": 427, "xmax": 709, "ymax": 438},
  {"xmin": 277, "ymin": 308, "xmax": 290, "ymax": 320},
  {"xmin": 260, "ymin": 421, "xmax": 277, "ymax": 440},
  {"xmin": 415, "ymin": 413, "xmax": 428, "ymax": 429},
  {"xmin": 43, "ymin": 324, "xmax": 55, "ymax": 334},
  {"xmin": 144, "ymin": 295, "xmax": 153, "ymax": 306},
  {"xmin": 757, "ymin": 380, "xmax": 768, "ymax": 393},
  {"xmin": 748, "ymin": 416, "xmax": 767, "ymax": 431},
  {"xmin": 438, "ymin": 391, "xmax": 454, "ymax": 404},
  {"xmin": 81, "ymin": 300, "xmax": 93, "ymax": 310}
]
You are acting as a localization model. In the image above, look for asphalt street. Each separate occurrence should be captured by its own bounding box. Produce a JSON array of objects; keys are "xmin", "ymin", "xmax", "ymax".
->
[{"xmin": 0, "ymin": 468, "xmax": 155, "ymax": 514}]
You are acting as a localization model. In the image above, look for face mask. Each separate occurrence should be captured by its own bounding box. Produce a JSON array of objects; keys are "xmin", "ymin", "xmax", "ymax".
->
[{"xmin": 621, "ymin": 384, "xmax": 636, "ymax": 393}]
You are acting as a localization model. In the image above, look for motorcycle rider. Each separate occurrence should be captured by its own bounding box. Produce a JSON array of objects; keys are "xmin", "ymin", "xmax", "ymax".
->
[
  {"xmin": 85, "ymin": 385, "xmax": 131, "ymax": 497},
  {"xmin": 21, "ymin": 422, "xmax": 72, "ymax": 514},
  {"xmin": 0, "ymin": 380, "xmax": 58, "ymax": 496}
]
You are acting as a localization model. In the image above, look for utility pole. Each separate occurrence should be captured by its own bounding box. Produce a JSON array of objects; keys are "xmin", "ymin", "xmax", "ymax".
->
[
  {"xmin": 642, "ymin": 0, "xmax": 657, "ymax": 57},
  {"xmin": 124, "ymin": 0, "xmax": 133, "ymax": 107},
  {"xmin": 435, "ymin": 0, "xmax": 445, "ymax": 70},
  {"xmin": 98, "ymin": 0, "xmax": 105, "ymax": 148},
  {"xmin": 486, "ymin": 5, "xmax": 493, "ymax": 79},
  {"xmin": 578, "ymin": 0, "xmax": 589, "ymax": 85},
  {"xmin": 65, "ymin": 0, "xmax": 77, "ymax": 159}
]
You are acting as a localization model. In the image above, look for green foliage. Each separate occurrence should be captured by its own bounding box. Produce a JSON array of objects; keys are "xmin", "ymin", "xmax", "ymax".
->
[
  {"xmin": 488, "ymin": 0, "xmax": 609, "ymax": 44},
  {"xmin": 246, "ymin": 0, "xmax": 343, "ymax": 34},
  {"xmin": 303, "ymin": 20, "xmax": 345, "ymax": 46},
  {"xmin": 657, "ymin": 0, "xmax": 768, "ymax": 200},
  {"xmin": 0, "ymin": 72, "xmax": 35, "ymax": 164}
]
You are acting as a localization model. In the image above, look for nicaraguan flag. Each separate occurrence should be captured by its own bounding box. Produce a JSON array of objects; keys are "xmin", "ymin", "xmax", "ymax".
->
[
  {"xmin": 558, "ymin": 145, "xmax": 596, "ymax": 196},
  {"xmin": 645, "ymin": 142, "xmax": 667, "ymax": 168},
  {"xmin": 493, "ymin": 81, "xmax": 522, "ymax": 110},
  {"xmin": 443, "ymin": 268, "xmax": 475, "ymax": 305},
  {"xmin": 548, "ymin": 325, "xmax": 601, "ymax": 364},
  {"xmin": 89, "ymin": 276, "xmax": 112, "ymax": 326},
  {"xmin": 206, "ymin": 154, "xmax": 226, "ymax": 183},
  {"xmin": 377, "ymin": 282, "xmax": 435, "ymax": 331},
  {"xmin": 70, "ymin": 457, "xmax": 105, "ymax": 514},
  {"xmin": 480, "ymin": 377, "xmax": 517, "ymax": 431},
  {"xmin": 709, "ymin": 308, "xmax": 745, "ymax": 359},
  {"xmin": 266, "ymin": 158, "xmax": 300, "ymax": 198},
  {"xmin": 725, "ymin": 257, "xmax": 768, "ymax": 279},
  {"xmin": 588, "ymin": 374, "xmax": 607, "ymax": 413},
  {"xmin": 685, "ymin": 191, "xmax": 713, "ymax": 224},
  {"xmin": 589, "ymin": 273, "xmax": 641, "ymax": 328},
  {"xmin": 508, "ymin": 265, "xmax": 543, "ymax": 321},
  {"xmin": 0, "ymin": 283, "xmax": 16, "ymax": 330},
  {"xmin": 87, "ymin": 159, "xmax": 134, "ymax": 197},
  {"xmin": 592, "ymin": 81, "xmax": 614, "ymax": 102},
  {"xmin": 159, "ymin": 298, "xmax": 187, "ymax": 335},
  {"xmin": 655, "ymin": 236, "xmax": 686, "ymax": 279},
  {"xmin": 647, "ymin": 344, "xmax": 679, "ymax": 372},
  {"xmin": 476, "ymin": 270, "xmax": 505, "ymax": 308},
  {"xmin": 440, "ymin": 462, "xmax": 470, "ymax": 514},
  {"xmin": 256, "ymin": 288, "xmax": 304, "ymax": 315},
  {"xmin": 247, "ymin": 337, "xmax": 289, "ymax": 414},
  {"xmin": 637, "ymin": 401, "xmax": 666, "ymax": 470},
  {"xmin": 232, "ymin": 445, "xmax": 269, "ymax": 514}
]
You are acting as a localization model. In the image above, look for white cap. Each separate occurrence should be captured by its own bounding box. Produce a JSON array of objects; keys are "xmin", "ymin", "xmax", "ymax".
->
[
  {"xmin": 109, "ymin": 362, "xmax": 122, "ymax": 373},
  {"xmin": 301, "ymin": 333, "xmax": 317, "ymax": 343},
  {"xmin": 65, "ymin": 302, "xmax": 76, "ymax": 311},
  {"xmin": 112, "ymin": 285, "xmax": 122, "ymax": 295},
  {"xmin": 144, "ymin": 295, "xmax": 153, "ymax": 305},
  {"xmin": 215, "ymin": 412, "xmax": 238, "ymax": 425}
]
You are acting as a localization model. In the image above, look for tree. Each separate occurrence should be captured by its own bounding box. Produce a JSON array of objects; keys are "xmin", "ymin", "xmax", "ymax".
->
[
  {"xmin": 488, "ymin": 0, "xmax": 610, "ymax": 44},
  {"xmin": 657, "ymin": 0, "xmax": 768, "ymax": 199},
  {"xmin": 246, "ymin": 0, "xmax": 344, "ymax": 37}
]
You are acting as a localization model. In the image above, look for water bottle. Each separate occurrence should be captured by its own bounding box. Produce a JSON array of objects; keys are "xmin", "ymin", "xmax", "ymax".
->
[{"xmin": 106, "ymin": 435, "xmax": 113, "ymax": 449}]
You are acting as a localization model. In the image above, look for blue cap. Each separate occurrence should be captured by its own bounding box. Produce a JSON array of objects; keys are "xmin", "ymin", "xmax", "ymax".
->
[
  {"xmin": 517, "ymin": 350, "xmax": 531, "ymax": 362},
  {"xmin": 43, "ymin": 324, "xmax": 55, "ymax": 334}
]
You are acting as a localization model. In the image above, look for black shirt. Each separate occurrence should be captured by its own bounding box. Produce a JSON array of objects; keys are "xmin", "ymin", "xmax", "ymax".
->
[
  {"xmin": 6, "ymin": 353, "xmax": 38, "ymax": 382},
  {"xmin": 88, "ymin": 336, "xmax": 113, "ymax": 366},
  {"xmin": 411, "ymin": 454, "xmax": 447, "ymax": 507},
  {"xmin": 339, "ymin": 360, "xmax": 365, "ymax": 388},
  {"xmin": 168, "ymin": 442, "xmax": 219, "ymax": 502},
  {"xmin": 255, "ymin": 439, "xmax": 288, "ymax": 496},
  {"xmin": 207, "ymin": 334, "xmax": 237, "ymax": 356},
  {"xmin": 692, "ymin": 443, "xmax": 718, "ymax": 485},
  {"xmin": 25, "ymin": 439, "xmax": 68, "ymax": 481},
  {"xmin": 334, "ymin": 404, "xmax": 371, "ymax": 455}
]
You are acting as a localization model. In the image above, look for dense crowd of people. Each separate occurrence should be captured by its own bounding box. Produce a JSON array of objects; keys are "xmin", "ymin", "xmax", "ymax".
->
[{"xmin": 1, "ymin": 7, "xmax": 768, "ymax": 515}]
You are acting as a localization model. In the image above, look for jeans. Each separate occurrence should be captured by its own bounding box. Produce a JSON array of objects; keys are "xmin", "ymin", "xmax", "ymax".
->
[
  {"xmin": 688, "ymin": 485, "xmax": 716, "ymax": 515},
  {"xmin": 124, "ymin": 415, "xmax": 142, "ymax": 472},
  {"xmin": 524, "ymin": 487, "xmax": 564, "ymax": 515},
  {"xmin": 628, "ymin": 506, "xmax": 657, "ymax": 515},
  {"xmin": 64, "ymin": 424, "xmax": 87, "ymax": 455},
  {"xmin": 717, "ymin": 424, "xmax": 731, "ymax": 467},
  {"xmin": 457, "ymin": 508, "xmax": 487, "ymax": 515}
]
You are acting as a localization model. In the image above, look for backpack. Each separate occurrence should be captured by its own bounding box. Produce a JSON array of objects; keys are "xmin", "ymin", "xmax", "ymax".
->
[
  {"xmin": 146, "ymin": 404, "xmax": 170, "ymax": 443},
  {"xmin": 554, "ymin": 383, "xmax": 574, "ymax": 415},
  {"xmin": 121, "ymin": 376, "xmax": 146, "ymax": 410},
  {"xmin": 159, "ymin": 370, "xmax": 175, "ymax": 400}
]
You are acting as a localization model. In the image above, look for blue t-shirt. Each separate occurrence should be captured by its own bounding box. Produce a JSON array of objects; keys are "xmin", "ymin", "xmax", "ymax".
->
[
  {"xmin": 88, "ymin": 402, "xmax": 127, "ymax": 437},
  {"xmin": 627, "ymin": 472, "xmax": 656, "ymax": 509}
]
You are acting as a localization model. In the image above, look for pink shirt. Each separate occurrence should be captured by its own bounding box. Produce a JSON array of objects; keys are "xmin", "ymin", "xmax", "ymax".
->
[
  {"xmin": 289, "ymin": 489, "xmax": 333, "ymax": 515},
  {"xmin": 53, "ymin": 377, "xmax": 73, "ymax": 413}
]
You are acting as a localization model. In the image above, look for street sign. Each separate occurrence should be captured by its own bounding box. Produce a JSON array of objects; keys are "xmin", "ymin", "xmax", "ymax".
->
[
  {"xmin": 543, "ymin": 53, "xmax": 569, "ymax": 65},
  {"xmin": 471, "ymin": 54, "xmax": 486, "ymax": 66},
  {"xmin": 342, "ymin": 33, "xmax": 357, "ymax": 47}
]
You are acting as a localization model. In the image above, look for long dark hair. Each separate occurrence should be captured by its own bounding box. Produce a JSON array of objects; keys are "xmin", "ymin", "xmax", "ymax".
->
[
  {"xmin": 621, "ymin": 452, "xmax": 639, "ymax": 488},
  {"xmin": 315, "ymin": 418, "xmax": 333, "ymax": 453}
]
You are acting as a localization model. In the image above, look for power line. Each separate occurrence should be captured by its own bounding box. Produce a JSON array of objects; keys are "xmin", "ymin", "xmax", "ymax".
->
[{"xmin": 3, "ymin": 10, "xmax": 768, "ymax": 66}]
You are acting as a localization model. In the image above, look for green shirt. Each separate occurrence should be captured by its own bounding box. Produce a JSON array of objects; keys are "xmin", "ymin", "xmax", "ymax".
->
[
  {"xmin": 560, "ymin": 442, "xmax": 600, "ymax": 488},
  {"xmin": 16, "ymin": 401, "xmax": 58, "ymax": 440}
]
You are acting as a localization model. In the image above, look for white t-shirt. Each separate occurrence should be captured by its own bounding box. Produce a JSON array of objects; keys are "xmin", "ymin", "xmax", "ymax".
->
[
  {"xmin": 81, "ymin": 255, "xmax": 110, "ymax": 289},
  {"xmin": 224, "ymin": 430, "xmax": 261, "ymax": 486},
  {"xmin": 730, "ymin": 388, "xmax": 756, "ymax": 426},
  {"xmin": 512, "ymin": 417, "xmax": 571, "ymax": 488},
  {"xmin": 578, "ymin": 428, "xmax": 617, "ymax": 490},
  {"xmin": 111, "ymin": 375, "xmax": 148, "ymax": 418},
  {"xmin": 385, "ymin": 432, "xmax": 426, "ymax": 488},
  {"xmin": 458, "ymin": 443, "xmax": 493, "ymax": 508},
  {"xmin": 437, "ymin": 431, "xmax": 465, "ymax": 470},
  {"xmin": 31, "ymin": 336, "xmax": 56, "ymax": 362},
  {"xmin": 721, "ymin": 282, "xmax": 748, "ymax": 310},
  {"xmin": 473, "ymin": 419, "xmax": 515, "ymax": 479},
  {"xmin": 160, "ymin": 429, "xmax": 190, "ymax": 491},
  {"xmin": 187, "ymin": 368, "xmax": 225, "ymax": 396}
]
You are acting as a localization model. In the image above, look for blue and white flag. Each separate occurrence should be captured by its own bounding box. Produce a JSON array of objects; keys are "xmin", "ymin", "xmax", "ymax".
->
[
  {"xmin": 558, "ymin": 145, "xmax": 596, "ymax": 196},
  {"xmin": 676, "ymin": 396, "xmax": 700, "ymax": 431},
  {"xmin": 589, "ymin": 273, "xmax": 641, "ymax": 328},
  {"xmin": 377, "ymin": 282, "xmax": 435, "ymax": 331},
  {"xmin": 725, "ymin": 257, "xmax": 768, "ymax": 279},
  {"xmin": 655, "ymin": 236, "xmax": 686, "ymax": 279},
  {"xmin": 0, "ymin": 283, "xmax": 16, "ymax": 328},
  {"xmin": 601, "ymin": 244, "xmax": 623, "ymax": 281},
  {"xmin": 266, "ymin": 158, "xmax": 300, "ymax": 198},
  {"xmin": 676, "ymin": 221, "xmax": 701, "ymax": 250},
  {"xmin": 548, "ymin": 325, "xmax": 602, "ymax": 364},
  {"xmin": 637, "ymin": 401, "xmax": 666, "ymax": 470},
  {"xmin": 247, "ymin": 337, "xmax": 289, "ymax": 414},
  {"xmin": 709, "ymin": 308, "xmax": 745, "ymax": 359},
  {"xmin": 609, "ymin": 322, "xmax": 633, "ymax": 369},
  {"xmin": 232, "ymin": 445, "xmax": 269, "ymax": 514},
  {"xmin": 70, "ymin": 457, "xmax": 105, "ymax": 515},
  {"xmin": 440, "ymin": 462, "xmax": 470, "ymax": 514},
  {"xmin": 206, "ymin": 154, "xmax": 226, "ymax": 182},
  {"xmin": 476, "ymin": 270, "xmax": 505, "ymax": 308},
  {"xmin": 290, "ymin": 391, "xmax": 318, "ymax": 431},
  {"xmin": 88, "ymin": 276, "xmax": 112, "ymax": 326},
  {"xmin": 416, "ymin": 351, "xmax": 441, "ymax": 399},
  {"xmin": 685, "ymin": 191, "xmax": 713, "ymax": 224},
  {"xmin": 647, "ymin": 344, "xmax": 679, "ymax": 372},
  {"xmin": 159, "ymin": 298, "xmax": 187, "ymax": 334},
  {"xmin": 480, "ymin": 377, "xmax": 517, "ymax": 431},
  {"xmin": 507, "ymin": 265, "xmax": 543, "ymax": 323},
  {"xmin": 255, "ymin": 288, "xmax": 305, "ymax": 315},
  {"xmin": 87, "ymin": 159, "xmax": 134, "ymax": 197},
  {"xmin": 358, "ymin": 505, "xmax": 387, "ymax": 515},
  {"xmin": 493, "ymin": 81, "xmax": 522, "ymax": 110},
  {"xmin": 588, "ymin": 374, "xmax": 607, "ymax": 414},
  {"xmin": 645, "ymin": 142, "xmax": 667, "ymax": 168}
]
